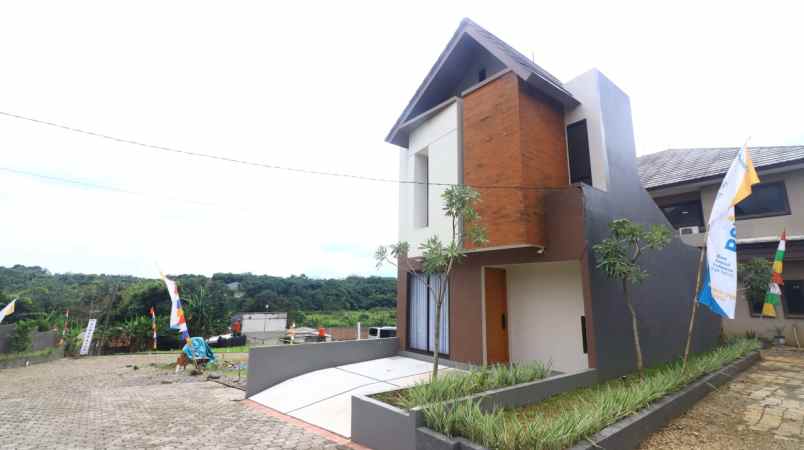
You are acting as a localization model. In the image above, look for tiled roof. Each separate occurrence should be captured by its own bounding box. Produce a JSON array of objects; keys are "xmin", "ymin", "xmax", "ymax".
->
[
  {"xmin": 386, "ymin": 18, "xmax": 578, "ymax": 147},
  {"xmin": 462, "ymin": 19, "xmax": 567, "ymax": 94},
  {"xmin": 638, "ymin": 146, "xmax": 804, "ymax": 189}
]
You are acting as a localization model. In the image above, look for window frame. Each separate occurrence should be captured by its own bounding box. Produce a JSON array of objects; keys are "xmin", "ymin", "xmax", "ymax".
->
[
  {"xmin": 406, "ymin": 272, "xmax": 450, "ymax": 358},
  {"xmin": 566, "ymin": 119, "xmax": 593, "ymax": 186},
  {"xmin": 659, "ymin": 199, "xmax": 706, "ymax": 229},
  {"xmin": 781, "ymin": 279, "xmax": 804, "ymax": 319},
  {"xmin": 735, "ymin": 181, "xmax": 791, "ymax": 221}
]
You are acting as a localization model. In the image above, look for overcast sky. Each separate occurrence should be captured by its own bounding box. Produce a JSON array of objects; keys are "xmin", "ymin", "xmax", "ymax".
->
[{"xmin": 1, "ymin": 1, "xmax": 802, "ymax": 279}]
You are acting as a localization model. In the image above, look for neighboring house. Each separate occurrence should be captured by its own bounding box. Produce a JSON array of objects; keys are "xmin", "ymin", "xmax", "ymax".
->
[
  {"xmin": 387, "ymin": 18, "xmax": 720, "ymax": 378},
  {"xmin": 639, "ymin": 146, "xmax": 804, "ymax": 341},
  {"xmin": 231, "ymin": 312, "xmax": 287, "ymax": 333}
]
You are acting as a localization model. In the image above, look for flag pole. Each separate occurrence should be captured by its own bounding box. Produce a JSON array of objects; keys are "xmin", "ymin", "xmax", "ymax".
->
[{"xmin": 683, "ymin": 247, "xmax": 706, "ymax": 372}]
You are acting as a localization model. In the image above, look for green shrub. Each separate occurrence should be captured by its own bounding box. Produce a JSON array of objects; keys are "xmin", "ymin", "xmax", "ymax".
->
[
  {"xmin": 423, "ymin": 338, "xmax": 760, "ymax": 450},
  {"xmin": 377, "ymin": 361, "xmax": 551, "ymax": 410},
  {"xmin": 9, "ymin": 320, "xmax": 36, "ymax": 353}
]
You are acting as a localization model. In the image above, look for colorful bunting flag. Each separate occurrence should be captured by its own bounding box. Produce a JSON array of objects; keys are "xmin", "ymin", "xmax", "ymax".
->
[
  {"xmin": 149, "ymin": 306, "xmax": 158, "ymax": 350},
  {"xmin": 762, "ymin": 231, "xmax": 786, "ymax": 317},
  {"xmin": 161, "ymin": 273, "xmax": 191, "ymax": 347}
]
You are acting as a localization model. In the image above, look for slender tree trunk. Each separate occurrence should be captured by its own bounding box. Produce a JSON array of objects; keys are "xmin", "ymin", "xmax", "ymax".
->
[
  {"xmin": 433, "ymin": 298, "xmax": 441, "ymax": 380},
  {"xmin": 623, "ymin": 281, "xmax": 644, "ymax": 377},
  {"xmin": 682, "ymin": 248, "xmax": 706, "ymax": 372}
]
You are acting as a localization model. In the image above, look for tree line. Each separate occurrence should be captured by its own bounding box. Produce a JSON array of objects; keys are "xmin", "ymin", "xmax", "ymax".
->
[{"xmin": 0, "ymin": 265, "xmax": 396, "ymax": 352}]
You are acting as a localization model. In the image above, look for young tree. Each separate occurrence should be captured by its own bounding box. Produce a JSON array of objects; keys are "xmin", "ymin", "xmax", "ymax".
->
[
  {"xmin": 593, "ymin": 219, "xmax": 672, "ymax": 377},
  {"xmin": 376, "ymin": 185, "xmax": 487, "ymax": 379},
  {"xmin": 739, "ymin": 258, "xmax": 773, "ymax": 312}
]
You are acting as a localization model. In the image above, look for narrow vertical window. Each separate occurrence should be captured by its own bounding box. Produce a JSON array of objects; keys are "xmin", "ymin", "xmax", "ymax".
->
[
  {"xmin": 478, "ymin": 67, "xmax": 487, "ymax": 82},
  {"xmin": 414, "ymin": 151, "xmax": 429, "ymax": 228},
  {"xmin": 567, "ymin": 120, "xmax": 592, "ymax": 185}
]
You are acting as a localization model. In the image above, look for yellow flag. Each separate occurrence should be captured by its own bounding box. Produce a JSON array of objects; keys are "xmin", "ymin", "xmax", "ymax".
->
[{"xmin": 0, "ymin": 299, "xmax": 16, "ymax": 324}]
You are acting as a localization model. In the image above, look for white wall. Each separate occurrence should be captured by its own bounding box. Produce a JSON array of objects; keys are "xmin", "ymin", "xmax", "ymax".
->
[
  {"xmin": 505, "ymin": 261, "xmax": 588, "ymax": 373},
  {"xmin": 242, "ymin": 313, "xmax": 287, "ymax": 333},
  {"xmin": 399, "ymin": 100, "xmax": 460, "ymax": 258},
  {"xmin": 563, "ymin": 70, "xmax": 610, "ymax": 192}
]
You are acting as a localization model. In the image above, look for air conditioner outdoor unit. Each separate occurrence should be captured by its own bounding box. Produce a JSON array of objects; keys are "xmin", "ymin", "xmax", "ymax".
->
[{"xmin": 679, "ymin": 226, "xmax": 701, "ymax": 235}]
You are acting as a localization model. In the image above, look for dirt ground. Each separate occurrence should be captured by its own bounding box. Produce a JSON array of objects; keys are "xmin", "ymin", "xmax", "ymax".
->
[{"xmin": 640, "ymin": 348, "xmax": 804, "ymax": 450}]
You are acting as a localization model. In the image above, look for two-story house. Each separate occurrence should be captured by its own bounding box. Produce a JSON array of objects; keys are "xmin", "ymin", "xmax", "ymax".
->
[
  {"xmin": 639, "ymin": 146, "xmax": 804, "ymax": 342},
  {"xmin": 387, "ymin": 18, "xmax": 721, "ymax": 378}
]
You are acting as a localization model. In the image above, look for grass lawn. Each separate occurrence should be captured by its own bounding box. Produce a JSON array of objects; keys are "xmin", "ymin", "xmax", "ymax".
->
[
  {"xmin": 211, "ymin": 345, "xmax": 250, "ymax": 353},
  {"xmin": 373, "ymin": 361, "xmax": 551, "ymax": 410},
  {"xmin": 424, "ymin": 338, "xmax": 760, "ymax": 450},
  {"xmin": 0, "ymin": 347, "xmax": 55, "ymax": 362}
]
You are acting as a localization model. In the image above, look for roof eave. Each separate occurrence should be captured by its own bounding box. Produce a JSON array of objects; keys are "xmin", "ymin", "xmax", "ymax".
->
[{"xmin": 644, "ymin": 158, "xmax": 804, "ymax": 192}]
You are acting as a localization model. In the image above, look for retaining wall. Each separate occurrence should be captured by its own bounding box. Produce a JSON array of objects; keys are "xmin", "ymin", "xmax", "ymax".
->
[
  {"xmin": 0, "ymin": 327, "xmax": 59, "ymax": 354},
  {"xmin": 413, "ymin": 351, "xmax": 761, "ymax": 450},
  {"xmin": 246, "ymin": 337, "xmax": 399, "ymax": 397},
  {"xmin": 351, "ymin": 369, "xmax": 598, "ymax": 450}
]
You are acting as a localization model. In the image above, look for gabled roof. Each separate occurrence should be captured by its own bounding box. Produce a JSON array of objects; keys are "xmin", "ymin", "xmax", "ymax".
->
[
  {"xmin": 386, "ymin": 18, "xmax": 579, "ymax": 147},
  {"xmin": 638, "ymin": 146, "xmax": 804, "ymax": 190}
]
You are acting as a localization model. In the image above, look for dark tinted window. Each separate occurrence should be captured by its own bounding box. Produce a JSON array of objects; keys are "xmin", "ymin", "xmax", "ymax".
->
[
  {"xmin": 566, "ymin": 120, "xmax": 592, "ymax": 185},
  {"xmin": 736, "ymin": 182, "xmax": 790, "ymax": 219},
  {"xmin": 784, "ymin": 280, "xmax": 804, "ymax": 317},
  {"xmin": 478, "ymin": 67, "xmax": 487, "ymax": 82},
  {"xmin": 748, "ymin": 296, "xmax": 764, "ymax": 316},
  {"xmin": 660, "ymin": 200, "xmax": 705, "ymax": 229},
  {"xmin": 369, "ymin": 328, "xmax": 378, "ymax": 336}
]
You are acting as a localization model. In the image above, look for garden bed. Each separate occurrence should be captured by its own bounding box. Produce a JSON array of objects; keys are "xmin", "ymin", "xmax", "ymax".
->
[
  {"xmin": 373, "ymin": 361, "xmax": 552, "ymax": 409},
  {"xmin": 352, "ymin": 361, "xmax": 598, "ymax": 450},
  {"xmin": 419, "ymin": 338, "xmax": 761, "ymax": 450}
]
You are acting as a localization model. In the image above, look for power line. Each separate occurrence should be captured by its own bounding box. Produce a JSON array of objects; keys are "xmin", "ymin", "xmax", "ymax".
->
[
  {"xmin": 0, "ymin": 166, "xmax": 230, "ymax": 209},
  {"xmin": 0, "ymin": 111, "xmax": 567, "ymax": 191}
]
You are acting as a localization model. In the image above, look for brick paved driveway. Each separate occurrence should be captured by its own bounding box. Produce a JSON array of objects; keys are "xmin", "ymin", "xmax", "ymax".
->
[
  {"xmin": 0, "ymin": 354, "xmax": 346, "ymax": 450},
  {"xmin": 642, "ymin": 348, "xmax": 804, "ymax": 450}
]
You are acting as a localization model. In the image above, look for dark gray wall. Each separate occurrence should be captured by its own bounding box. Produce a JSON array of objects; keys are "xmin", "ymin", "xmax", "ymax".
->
[
  {"xmin": 246, "ymin": 337, "xmax": 399, "ymax": 397},
  {"xmin": 580, "ymin": 71, "xmax": 721, "ymax": 379}
]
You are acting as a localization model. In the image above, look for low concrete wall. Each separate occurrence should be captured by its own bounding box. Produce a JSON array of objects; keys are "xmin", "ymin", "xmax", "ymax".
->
[
  {"xmin": 246, "ymin": 337, "xmax": 399, "ymax": 397},
  {"xmin": 412, "ymin": 352, "xmax": 761, "ymax": 450},
  {"xmin": 466, "ymin": 369, "xmax": 597, "ymax": 412},
  {"xmin": 351, "ymin": 369, "xmax": 598, "ymax": 450},
  {"xmin": 352, "ymin": 394, "xmax": 424, "ymax": 450},
  {"xmin": 570, "ymin": 351, "xmax": 761, "ymax": 450}
]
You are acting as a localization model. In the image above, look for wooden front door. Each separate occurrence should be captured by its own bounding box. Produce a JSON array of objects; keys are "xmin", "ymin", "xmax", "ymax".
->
[{"xmin": 484, "ymin": 268, "xmax": 509, "ymax": 364}]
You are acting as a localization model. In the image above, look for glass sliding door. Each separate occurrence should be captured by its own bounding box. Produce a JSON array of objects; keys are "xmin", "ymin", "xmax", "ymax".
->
[{"xmin": 407, "ymin": 272, "xmax": 449, "ymax": 355}]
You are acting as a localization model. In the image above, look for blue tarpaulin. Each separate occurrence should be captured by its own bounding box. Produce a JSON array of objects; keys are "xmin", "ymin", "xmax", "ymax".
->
[{"xmin": 182, "ymin": 336, "xmax": 216, "ymax": 363}]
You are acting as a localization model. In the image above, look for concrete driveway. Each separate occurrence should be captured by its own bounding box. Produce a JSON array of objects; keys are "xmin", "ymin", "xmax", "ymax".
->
[{"xmin": 249, "ymin": 356, "xmax": 452, "ymax": 437}]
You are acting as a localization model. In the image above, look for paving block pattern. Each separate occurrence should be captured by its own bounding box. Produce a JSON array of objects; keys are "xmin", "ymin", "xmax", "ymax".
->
[
  {"xmin": 641, "ymin": 347, "xmax": 804, "ymax": 450},
  {"xmin": 0, "ymin": 354, "xmax": 347, "ymax": 449}
]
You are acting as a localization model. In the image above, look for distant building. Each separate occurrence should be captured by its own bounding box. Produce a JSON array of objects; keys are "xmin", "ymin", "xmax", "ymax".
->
[
  {"xmin": 639, "ymin": 145, "xmax": 804, "ymax": 341},
  {"xmin": 232, "ymin": 312, "xmax": 287, "ymax": 333}
]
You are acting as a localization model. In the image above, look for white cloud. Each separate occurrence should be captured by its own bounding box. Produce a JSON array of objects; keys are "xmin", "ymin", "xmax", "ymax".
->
[{"xmin": 1, "ymin": 0, "xmax": 801, "ymax": 277}]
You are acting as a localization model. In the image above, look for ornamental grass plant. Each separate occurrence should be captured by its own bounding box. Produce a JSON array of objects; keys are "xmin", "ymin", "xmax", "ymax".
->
[
  {"xmin": 374, "ymin": 360, "xmax": 552, "ymax": 410},
  {"xmin": 423, "ymin": 338, "xmax": 760, "ymax": 450}
]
